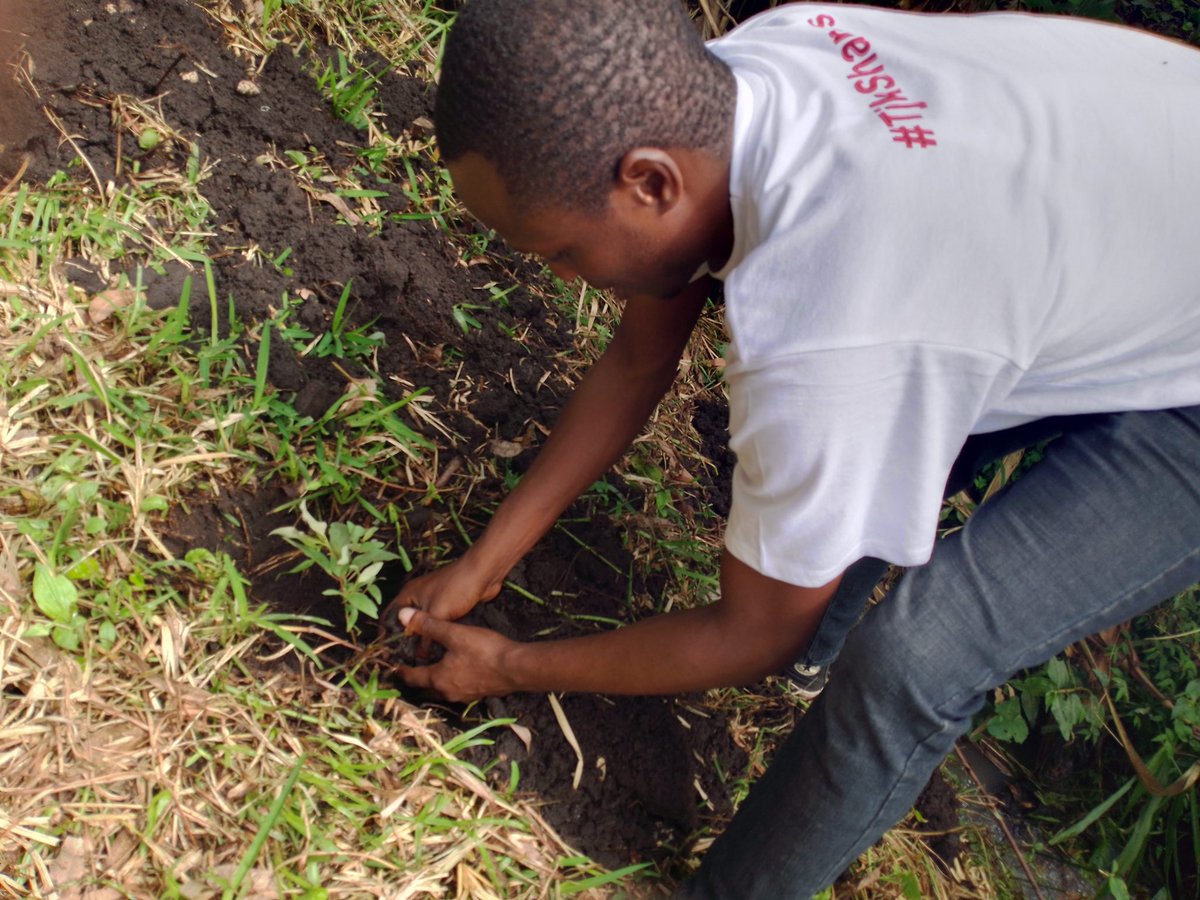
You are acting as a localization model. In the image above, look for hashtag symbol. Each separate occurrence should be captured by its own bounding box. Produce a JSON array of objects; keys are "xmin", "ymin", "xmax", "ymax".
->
[{"xmin": 891, "ymin": 126, "xmax": 937, "ymax": 149}]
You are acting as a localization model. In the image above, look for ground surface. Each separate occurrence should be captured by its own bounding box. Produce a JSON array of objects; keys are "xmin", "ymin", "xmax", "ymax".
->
[
  {"xmin": 4, "ymin": 0, "xmax": 767, "ymax": 869},
  {"xmin": 10, "ymin": 0, "xmax": 1197, "ymax": 893},
  {"xmin": 7, "ymin": 0, "xmax": 1088, "ymax": 887}
]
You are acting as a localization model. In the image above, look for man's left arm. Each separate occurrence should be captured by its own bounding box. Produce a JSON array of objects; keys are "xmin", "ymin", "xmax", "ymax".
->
[{"xmin": 393, "ymin": 551, "xmax": 842, "ymax": 701}]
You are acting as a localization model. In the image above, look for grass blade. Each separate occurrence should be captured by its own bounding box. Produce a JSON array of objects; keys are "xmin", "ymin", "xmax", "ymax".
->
[{"xmin": 223, "ymin": 754, "xmax": 305, "ymax": 899}]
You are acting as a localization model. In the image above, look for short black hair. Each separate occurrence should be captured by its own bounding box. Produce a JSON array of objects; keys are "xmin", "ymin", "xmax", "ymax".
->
[{"xmin": 435, "ymin": 0, "xmax": 735, "ymax": 213}]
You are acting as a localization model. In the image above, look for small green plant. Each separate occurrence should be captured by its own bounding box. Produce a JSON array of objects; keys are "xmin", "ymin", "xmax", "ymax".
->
[
  {"xmin": 481, "ymin": 280, "xmax": 517, "ymax": 307},
  {"xmin": 272, "ymin": 501, "xmax": 407, "ymax": 632},
  {"xmin": 451, "ymin": 302, "xmax": 485, "ymax": 334},
  {"xmin": 309, "ymin": 280, "xmax": 385, "ymax": 360},
  {"xmin": 27, "ymin": 563, "xmax": 87, "ymax": 650},
  {"xmin": 315, "ymin": 50, "xmax": 382, "ymax": 130}
]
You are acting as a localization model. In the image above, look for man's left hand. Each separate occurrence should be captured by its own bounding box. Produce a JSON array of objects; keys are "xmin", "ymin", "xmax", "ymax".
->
[{"xmin": 391, "ymin": 608, "xmax": 518, "ymax": 702}]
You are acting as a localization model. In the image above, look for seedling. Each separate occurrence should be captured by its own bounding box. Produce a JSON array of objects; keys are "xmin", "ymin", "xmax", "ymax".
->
[
  {"xmin": 138, "ymin": 128, "xmax": 162, "ymax": 152},
  {"xmin": 272, "ymin": 501, "xmax": 406, "ymax": 633},
  {"xmin": 480, "ymin": 280, "xmax": 517, "ymax": 308},
  {"xmin": 308, "ymin": 280, "xmax": 385, "ymax": 361},
  {"xmin": 27, "ymin": 563, "xmax": 86, "ymax": 650},
  {"xmin": 451, "ymin": 302, "xmax": 485, "ymax": 334}
]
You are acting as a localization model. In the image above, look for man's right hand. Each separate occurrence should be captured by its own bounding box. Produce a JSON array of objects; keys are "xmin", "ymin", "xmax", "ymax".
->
[{"xmin": 380, "ymin": 556, "xmax": 503, "ymax": 637}]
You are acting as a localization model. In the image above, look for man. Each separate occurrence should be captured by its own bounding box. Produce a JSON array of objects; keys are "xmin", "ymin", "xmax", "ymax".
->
[{"xmin": 387, "ymin": 1, "xmax": 1200, "ymax": 895}]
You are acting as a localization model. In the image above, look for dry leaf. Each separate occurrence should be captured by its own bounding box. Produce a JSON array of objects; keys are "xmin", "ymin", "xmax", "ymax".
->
[
  {"xmin": 547, "ymin": 693, "xmax": 585, "ymax": 790},
  {"xmin": 339, "ymin": 377, "xmax": 377, "ymax": 414},
  {"xmin": 46, "ymin": 834, "xmax": 90, "ymax": 895},
  {"xmin": 508, "ymin": 721, "xmax": 533, "ymax": 753},
  {"xmin": 88, "ymin": 289, "xmax": 133, "ymax": 324},
  {"xmin": 317, "ymin": 192, "xmax": 361, "ymax": 226}
]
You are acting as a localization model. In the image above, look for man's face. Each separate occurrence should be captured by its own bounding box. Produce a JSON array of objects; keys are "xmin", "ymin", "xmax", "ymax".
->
[{"xmin": 447, "ymin": 153, "xmax": 699, "ymax": 300}]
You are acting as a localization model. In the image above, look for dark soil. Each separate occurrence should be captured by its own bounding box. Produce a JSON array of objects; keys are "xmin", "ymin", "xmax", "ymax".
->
[
  {"xmin": 463, "ymin": 524, "xmax": 746, "ymax": 868},
  {"xmin": 7, "ymin": 0, "xmax": 745, "ymax": 869}
]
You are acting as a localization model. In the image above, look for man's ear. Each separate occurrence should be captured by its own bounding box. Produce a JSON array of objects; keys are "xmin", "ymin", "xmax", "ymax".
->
[{"xmin": 615, "ymin": 148, "xmax": 685, "ymax": 212}]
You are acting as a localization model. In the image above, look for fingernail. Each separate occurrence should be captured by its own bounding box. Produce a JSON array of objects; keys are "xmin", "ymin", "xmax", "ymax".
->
[{"xmin": 398, "ymin": 607, "xmax": 415, "ymax": 627}]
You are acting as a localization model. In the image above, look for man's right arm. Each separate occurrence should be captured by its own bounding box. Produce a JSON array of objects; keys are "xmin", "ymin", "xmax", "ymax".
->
[{"xmin": 389, "ymin": 276, "xmax": 714, "ymax": 622}]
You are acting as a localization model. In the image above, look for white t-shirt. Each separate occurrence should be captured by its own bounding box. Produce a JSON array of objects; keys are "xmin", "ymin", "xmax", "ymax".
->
[{"xmin": 707, "ymin": 5, "xmax": 1200, "ymax": 587}]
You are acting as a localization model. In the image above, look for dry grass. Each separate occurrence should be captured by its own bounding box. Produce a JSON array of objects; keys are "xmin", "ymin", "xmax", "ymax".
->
[
  {"xmin": 0, "ymin": 198, "xmax": 608, "ymax": 895},
  {"xmin": 0, "ymin": 587, "xmax": 593, "ymax": 897}
]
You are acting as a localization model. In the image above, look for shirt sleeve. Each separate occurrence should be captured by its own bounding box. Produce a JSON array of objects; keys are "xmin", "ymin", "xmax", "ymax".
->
[{"xmin": 723, "ymin": 342, "xmax": 1020, "ymax": 586}]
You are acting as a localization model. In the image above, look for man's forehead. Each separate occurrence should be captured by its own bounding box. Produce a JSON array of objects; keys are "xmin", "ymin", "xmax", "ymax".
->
[
  {"xmin": 446, "ymin": 154, "xmax": 514, "ymax": 233},
  {"xmin": 447, "ymin": 153, "xmax": 593, "ymax": 252}
]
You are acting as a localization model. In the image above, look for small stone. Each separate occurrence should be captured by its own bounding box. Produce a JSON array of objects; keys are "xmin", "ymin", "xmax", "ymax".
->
[
  {"xmin": 180, "ymin": 70, "xmax": 199, "ymax": 83},
  {"xmin": 236, "ymin": 79, "xmax": 261, "ymax": 96},
  {"xmin": 490, "ymin": 438, "xmax": 525, "ymax": 459}
]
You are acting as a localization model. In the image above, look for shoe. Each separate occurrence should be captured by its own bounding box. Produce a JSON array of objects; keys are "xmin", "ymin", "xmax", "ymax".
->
[{"xmin": 784, "ymin": 662, "xmax": 829, "ymax": 700}]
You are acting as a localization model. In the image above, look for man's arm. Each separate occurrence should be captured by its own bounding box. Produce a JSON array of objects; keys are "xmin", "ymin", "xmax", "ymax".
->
[
  {"xmin": 387, "ymin": 277, "xmax": 713, "ymax": 621},
  {"xmin": 394, "ymin": 551, "xmax": 843, "ymax": 701}
]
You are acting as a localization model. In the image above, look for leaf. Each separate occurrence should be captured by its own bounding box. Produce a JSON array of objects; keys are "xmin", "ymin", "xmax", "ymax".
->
[
  {"xmin": 1020, "ymin": 685, "xmax": 1041, "ymax": 725},
  {"xmin": 328, "ymin": 522, "xmax": 352, "ymax": 567},
  {"xmin": 355, "ymin": 561, "xmax": 384, "ymax": 585},
  {"xmin": 52, "ymin": 622, "xmax": 81, "ymax": 651},
  {"xmin": 298, "ymin": 501, "xmax": 327, "ymax": 538},
  {"xmin": 33, "ymin": 564, "xmax": 78, "ymax": 624},
  {"xmin": 1050, "ymin": 692, "xmax": 1085, "ymax": 742},
  {"xmin": 1047, "ymin": 656, "xmax": 1072, "ymax": 689},
  {"xmin": 354, "ymin": 545, "xmax": 400, "ymax": 566},
  {"xmin": 88, "ymin": 288, "xmax": 135, "ymax": 324},
  {"xmin": 67, "ymin": 557, "xmax": 103, "ymax": 581},
  {"xmin": 346, "ymin": 591, "xmax": 378, "ymax": 619},
  {"xmin": 987, "ymin": 697, "xmax": 1029, "ymax": 743}
]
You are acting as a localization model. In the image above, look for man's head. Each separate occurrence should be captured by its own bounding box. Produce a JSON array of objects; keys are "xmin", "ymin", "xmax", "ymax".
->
[{"xmin": 435, "ymin": 0, "xmax": 736, "ymax": 298}]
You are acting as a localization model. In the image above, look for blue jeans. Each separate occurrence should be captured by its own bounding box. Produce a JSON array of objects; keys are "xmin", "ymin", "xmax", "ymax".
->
[
  {"xmin": 683, "ymin": 404, "xmax": 1200, "ymax": 898},
  {"xmin": 799, "ymin": 413, "xmax": 1108, "ymax": 669}
]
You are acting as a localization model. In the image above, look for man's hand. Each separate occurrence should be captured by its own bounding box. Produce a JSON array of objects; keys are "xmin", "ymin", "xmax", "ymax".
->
[
  {"xmin": 379, "ymin": 557, "xmax": 502, "ymax": 638},
  {"xmin": 392, "ymin": 608, "xmax": 518, "ymax": 702}
]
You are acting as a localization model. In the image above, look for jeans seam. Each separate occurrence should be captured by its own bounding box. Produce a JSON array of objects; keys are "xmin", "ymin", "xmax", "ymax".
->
[{"xmin": 811, "ymin": 719, "xmax": 959, "ymax": 890}]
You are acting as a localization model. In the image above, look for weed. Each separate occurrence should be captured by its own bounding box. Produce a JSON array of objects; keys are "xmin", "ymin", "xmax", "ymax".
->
[
  {"xmin": 978, "ymin": 586, "xmax": 1200, "ymax": 893},
  {"xmin": 451, "ymin": 301, "xmax": 485, "ymax": 334},
  {"xmin": 315, "ymin": 49, "xmax": 383, "ymax": 130},
  {"xmin": 26, "ymin": 563, "xmax": 86, "ymax": 650}
]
